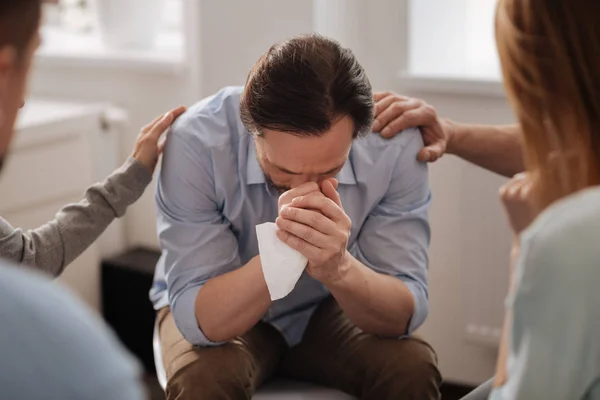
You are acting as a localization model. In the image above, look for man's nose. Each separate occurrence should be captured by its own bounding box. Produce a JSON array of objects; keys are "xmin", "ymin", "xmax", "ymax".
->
[{"xmin": 20, "ymin": 100, "xmax": 25, "ymax": 109}]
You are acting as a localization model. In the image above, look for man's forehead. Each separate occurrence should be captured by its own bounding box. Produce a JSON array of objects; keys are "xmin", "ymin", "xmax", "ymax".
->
[{"xmin": 260, "ymin": 136, "xmax": 350, "ymax": 173}]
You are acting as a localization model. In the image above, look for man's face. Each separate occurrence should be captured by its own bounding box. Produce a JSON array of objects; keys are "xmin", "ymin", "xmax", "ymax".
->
[
  {"xmin": 254, "ymin": 115, "xmax": 354, "ymax": 194},
  {"xmin": 0, "ymin": 32, "xmax": 41, "ymax": 169}
]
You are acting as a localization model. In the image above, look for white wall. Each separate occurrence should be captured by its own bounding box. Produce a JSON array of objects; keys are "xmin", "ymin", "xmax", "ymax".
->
[
  {"xmin": 197, "ymin": 0, "xmax": 314, "ymax": 95},
  {"xmin": 30, "ymin": 0, "xmax": 515, "ymax": 386}
]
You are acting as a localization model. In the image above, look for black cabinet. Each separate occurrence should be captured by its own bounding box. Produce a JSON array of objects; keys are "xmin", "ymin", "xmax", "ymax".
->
[{"xmin": 101, "ymin": 247, "xmax": 160, "ymax": 373}]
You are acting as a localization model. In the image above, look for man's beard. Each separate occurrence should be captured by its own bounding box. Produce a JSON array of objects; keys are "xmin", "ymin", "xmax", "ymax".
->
[
  {"xmin": 264, "ymin": 173, "xmax": 290, "ymax": 195},
  {"xmin": 255, "ymin": 152, "xmax": 290, "ymax": 195}
]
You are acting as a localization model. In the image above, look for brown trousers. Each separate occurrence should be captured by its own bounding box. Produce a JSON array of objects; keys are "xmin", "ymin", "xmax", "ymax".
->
[{"xmin": 158, "ymin": 297, "xmax": 442, "ymax": 400}]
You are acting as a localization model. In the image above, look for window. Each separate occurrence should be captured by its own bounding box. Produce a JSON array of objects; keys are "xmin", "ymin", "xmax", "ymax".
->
[
  {"xmin": 38, "ymin": 0, "xmax": 186, "ymax": 73},
  {"xmin": 407, "ymin": 0, "xmax": 500, "ymax": 81}
]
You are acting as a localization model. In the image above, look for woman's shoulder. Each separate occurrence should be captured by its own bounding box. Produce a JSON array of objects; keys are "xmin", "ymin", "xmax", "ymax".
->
[
  {"xmin": 525, "ymin": 186, "xmax": 600, "ymax": 243},
  {"xmin": 520, "ymin": 186, "xmax": 600, "ymax": 284}
]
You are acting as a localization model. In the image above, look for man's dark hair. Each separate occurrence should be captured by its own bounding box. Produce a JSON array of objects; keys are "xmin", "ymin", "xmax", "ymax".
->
[
  {"xmin": 0, "ymin": 0, "xmax": 41, "ymax": 56},
  {"xmin": 240, "ymin": 33, "xmax": 374, "ymax": 138}
]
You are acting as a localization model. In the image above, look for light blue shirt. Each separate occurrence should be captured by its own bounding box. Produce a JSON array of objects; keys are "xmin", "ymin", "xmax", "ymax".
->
[
  {"xmin": 150, "ymin": 86, "xmax": 431, "ymax": 347},
  {"xmin": 490, "ymin": 187, "xmax": 600, "ymax": 400},
  {"xmin": 0, "ymin": 263, "xmax": 144, "ymax": 400}
]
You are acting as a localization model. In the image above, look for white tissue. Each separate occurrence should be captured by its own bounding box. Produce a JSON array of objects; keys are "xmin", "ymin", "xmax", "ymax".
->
[{"xmin": 256, "ymin": 222, "xmax": 308, "ymax": 301}]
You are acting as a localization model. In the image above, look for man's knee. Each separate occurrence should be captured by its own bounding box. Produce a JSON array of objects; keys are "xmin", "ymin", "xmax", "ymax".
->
[
  {"xmin": 165, "ymin": 343, "xmax": 256, "ymax": 400},
  {"xmin": 362, "ymin": 336, "xmax": 442, "ymax": 400}
]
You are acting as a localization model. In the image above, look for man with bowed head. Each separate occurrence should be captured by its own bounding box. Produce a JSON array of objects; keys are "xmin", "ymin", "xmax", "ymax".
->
[{"xmin": 152, "ymin": 33, "xmax": 442, "ymax": 399}]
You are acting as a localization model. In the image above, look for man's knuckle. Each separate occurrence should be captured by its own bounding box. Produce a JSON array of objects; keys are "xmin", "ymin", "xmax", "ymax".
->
[
  {"xmin": 281, "ymin": 219, "xmax": 292, "ymax": 231},
  {"xmin": 279, "ymin": 231, "xmax": 290, "ymax": 243},
  {"xmin": 295, "ymin": 237, "xmax": 306, "ymax": 250},
  {"xmin": 281, "ymin": 230, "xmax": 292, "ymax": 242},
  {"xmin": 288, "ymin": 208, "xmax": 299, "ymax": 219},
  {"xmin": 302, "ymin": 227, "xmax": 313, "ymax": 241},
  {"xmin": 310, "ymin": 213, "xmax": 321, "ymax": 227}
]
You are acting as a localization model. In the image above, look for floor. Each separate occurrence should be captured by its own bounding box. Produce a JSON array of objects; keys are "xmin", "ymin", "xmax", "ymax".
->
[{"xmin": 144, "ymin": 374, "xmax": 474, "ymax": 400}]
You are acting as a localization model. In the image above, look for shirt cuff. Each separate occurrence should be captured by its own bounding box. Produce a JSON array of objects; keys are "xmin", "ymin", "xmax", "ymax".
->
[
  {"xmin": 397, "ymin": 276, "xmax": 429, "ymax": 335},
  {"xmin": 170, "ymin": 285, "xmax": 224, "ymax": 347}
]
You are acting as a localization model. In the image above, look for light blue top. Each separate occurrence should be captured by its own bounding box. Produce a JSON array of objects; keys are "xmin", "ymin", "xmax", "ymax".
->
[
  {"xmin": 490, "ymin": 187, "xmax": 600, "ymax": 400},
  {"xmin": 150, "ymin": 86, "xmax": 431, "ymax": 347},
  {"xmin": 0, "ymin": 264, "xmax": 144, "ymax": 400}
]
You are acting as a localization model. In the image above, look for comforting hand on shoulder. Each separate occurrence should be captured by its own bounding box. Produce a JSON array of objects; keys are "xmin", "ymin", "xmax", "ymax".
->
[
  {"xmin": 372, "ymin": 91, "xmax": 453, "ymax": 163},
  {"xmin": 131, "ymin": 105, "xmax": 187, "ymax": 172}
]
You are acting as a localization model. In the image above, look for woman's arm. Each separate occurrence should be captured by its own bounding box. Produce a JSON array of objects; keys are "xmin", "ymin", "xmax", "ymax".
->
[
  {"xmin": 448, "ymin": 122, "xmax": 524, "ymax": 178},
  {"xmin": 0, "ymin": 106, "xmax": 186, "ymax": 276},
  {"xmin": 0, "ymin": 158, "xmax": 150, "ymax": 276},
  {"xmin": 373, "ymin": 92, "xmax": 524, "ymax": 177}
]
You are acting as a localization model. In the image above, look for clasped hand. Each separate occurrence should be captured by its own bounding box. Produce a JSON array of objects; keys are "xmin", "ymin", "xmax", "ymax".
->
[{"xmin": 276, "ymin": 179, "xmax": 353, "ymax": 285}]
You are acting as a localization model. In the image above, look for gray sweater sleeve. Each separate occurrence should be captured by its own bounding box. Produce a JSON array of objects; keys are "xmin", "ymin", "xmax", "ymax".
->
[{"xmin": 0, "ymin": 157, "xmax": 152, "ymax": 277}]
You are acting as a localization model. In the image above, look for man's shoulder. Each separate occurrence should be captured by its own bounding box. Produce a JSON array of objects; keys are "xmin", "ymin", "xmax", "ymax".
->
[
  {"xmin": 352, "ymin": 128, "xmax": 423, "ymax": 156},
  {"xmin": 350, "ymin": 128, "xmax": 424, "ymax": 171},
  {"xmin": 170, "ymin": 86, "xmax": 246, "ymax": 150}
]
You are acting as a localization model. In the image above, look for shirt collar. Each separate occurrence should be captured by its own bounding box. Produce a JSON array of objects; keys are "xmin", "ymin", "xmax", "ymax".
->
[
  {"xmin": 246, "ymin": 138, "xmax": 266, "ymax": 185},
  {"xmin": 336, "ymin": 157, "xmax": 357, "ymax": 185},
  {"xmin": 246, "ymin": 138, "xmax": 357, "ymax": 186}
]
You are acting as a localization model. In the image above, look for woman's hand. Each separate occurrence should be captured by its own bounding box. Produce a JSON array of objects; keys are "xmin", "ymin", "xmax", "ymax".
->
[
  {"xmin": 131, "ymin": 105, "xmax": 187, "ymax": 172},
  {"xmin": 499, "ymin": 172, "xmax": 539, "ymax": 236}
]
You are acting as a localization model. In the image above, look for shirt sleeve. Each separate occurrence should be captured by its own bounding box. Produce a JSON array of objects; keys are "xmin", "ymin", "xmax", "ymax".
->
[
  {"xmin": 491, "ymin": 216, "xmax": 600, "ymax": 400},
  {"xmin": 155, "ymin": 118, "xmax": 241, "ymax": 346},
  {"xmin": 0, "ymin": 158, "xmax": 151, "ymax": 277},
  {"xmin": 350, "ymin": 129, "xmax": 431, "ymax": 334}
]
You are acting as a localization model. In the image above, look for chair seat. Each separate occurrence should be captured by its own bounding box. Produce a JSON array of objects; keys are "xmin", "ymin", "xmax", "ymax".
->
[{"xmin": 153, "ymin": 321, "xmax": 356, "ymax": 399}]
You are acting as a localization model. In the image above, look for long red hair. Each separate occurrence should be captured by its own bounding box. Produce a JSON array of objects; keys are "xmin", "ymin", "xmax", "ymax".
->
[{"xmin": 496, "ymin": 0, "xmax": 600, "ymax": 210}]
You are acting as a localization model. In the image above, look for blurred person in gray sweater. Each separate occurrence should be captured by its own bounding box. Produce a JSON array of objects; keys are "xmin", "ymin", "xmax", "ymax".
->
[{"xmin": 0, "ymin": 1, "xmax": 183, "ymax": 399}]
